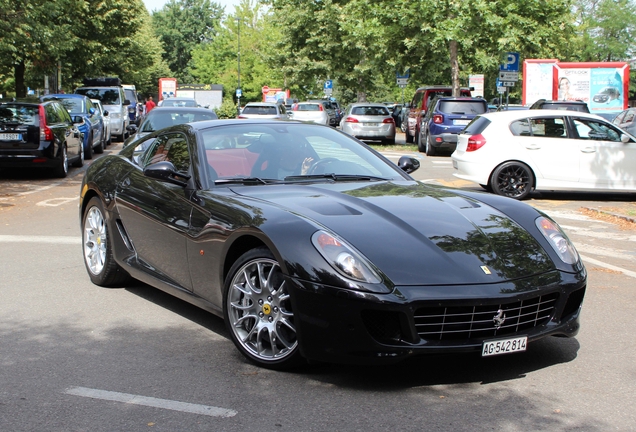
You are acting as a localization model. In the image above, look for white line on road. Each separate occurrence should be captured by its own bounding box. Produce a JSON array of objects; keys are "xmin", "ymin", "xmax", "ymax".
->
[
  {"xmin": 0, "ymin": 235, "xmax": 81, "ymax": 244},
  {"xmin": 580, "ymin": 254, "xmax": 636, "ymax": 279},
  {"xmin": 36, "ymin": 197, "xmax": 78, "ymax": 207},
  {"xmin": 64, "ymin": 386, "xmax": 237, "ymax": 418}
]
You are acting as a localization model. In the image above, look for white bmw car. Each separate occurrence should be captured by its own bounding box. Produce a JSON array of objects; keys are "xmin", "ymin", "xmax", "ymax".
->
[{"xmin": 451, "ymin": 109, "xmax": 636, "ymax": 199}]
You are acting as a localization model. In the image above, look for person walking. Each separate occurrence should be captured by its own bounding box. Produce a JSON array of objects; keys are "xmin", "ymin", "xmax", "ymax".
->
[{"xmin": 145, "ymin": 96, "xmax": 156, "ymax": 114}]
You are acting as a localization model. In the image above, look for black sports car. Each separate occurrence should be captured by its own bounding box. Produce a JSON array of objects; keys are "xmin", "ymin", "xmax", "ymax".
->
[{"xmin": 79, "ymin": 119, "xmax": 586, "ymax": 369}]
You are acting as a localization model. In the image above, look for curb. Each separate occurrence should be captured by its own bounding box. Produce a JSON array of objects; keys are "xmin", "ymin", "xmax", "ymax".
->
[{"xmin": 582, "ymin": 207, "xmax": 636, "ymax": 224}]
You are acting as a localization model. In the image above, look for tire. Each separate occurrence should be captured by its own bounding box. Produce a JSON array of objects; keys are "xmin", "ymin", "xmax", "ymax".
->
[
  {"xmin": 52, "ymin": 145, "xmax": 69, "ymax": 178},
  {"xmin": 400, "ymin": 121, "xmax": 407, "ymax": 133},
  {"xmin": 417, "ymin": 129, "xmax": 426, "ymax": 152},
  {"xmin": 84, "ymin": 132, "xmax": 93, "ymax": 160},
  {"xmin": 490, "ymin": 161, "xmax": 534, "ymax": 200},
  {"xmin": 406, "ymin": 131, "xmax": 414, "ymax": 143},
  {"xmin": 82, "ymin": 197, "xmax": 131, "ymax": 287},
  {"xmin": 425, "ymin": 134, "xmax": 437, "ymax": 156},
  {"xmin": 383, "ymin": 137, "xmax": 395, "ymax": 145},
  {"xmin": 224, "ymin": 247, "xmax": 302, "ymax": 370},
  {"xmin": 480, "ymin": 184, "xmax": 492, "ymax": 192},
  {"xmin": 72, "ymin": 141, "xmax": 84, "ymax": 168}
]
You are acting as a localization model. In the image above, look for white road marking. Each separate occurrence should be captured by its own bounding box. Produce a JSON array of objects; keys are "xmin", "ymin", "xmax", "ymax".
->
[
  {"xmin": 64, "ymin": 386, "xmax": 237, "ymax": 418},
  {"xmin": 0, "ymin": 183, "xmax": 62, "ymax": 200},
  {"xmin": 580, "ymin": 254, "xmax": 636, "ymax": 279},
  {"xmin": 576, "ymin": 243, "xmax": 635, "ymax": 261},
  {"xmin": 36, "ymin": 197, "xmax": 78, "ymax": 207},
  {"xmin": 0, "ymin": 235, "xmax": 81, "ymax": 244}
]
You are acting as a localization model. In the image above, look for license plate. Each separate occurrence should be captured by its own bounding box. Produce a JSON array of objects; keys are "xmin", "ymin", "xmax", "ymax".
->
[
  {"xmin": 482, "ymin": 336, "xmax": 527, "ymax": 357},
  {"xmin": 363, "ymin": 122, "xmax": 379, "ymax": 127},
  {"xmin": 453, "ymin": 119, "xmax": 470, "ymax": 126},
  {"xmin": 0, "ymin": 133, "xmax": 21, "ymax": 141}
]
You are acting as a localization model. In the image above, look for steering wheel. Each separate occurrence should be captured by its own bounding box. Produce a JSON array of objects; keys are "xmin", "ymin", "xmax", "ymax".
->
[{"xmin": 307, "ymin": 157, "xmax": 339, "ymax": 175}]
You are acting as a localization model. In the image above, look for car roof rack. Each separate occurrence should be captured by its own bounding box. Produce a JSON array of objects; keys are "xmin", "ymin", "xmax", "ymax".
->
[{"xmin": 82, "ymin": 77, "xmax": 122, "ymax": 87}]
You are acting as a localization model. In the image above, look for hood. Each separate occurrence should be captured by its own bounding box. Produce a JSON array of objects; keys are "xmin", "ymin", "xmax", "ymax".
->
[{"xmin": 233, "ymin": 182, "xmax": 554, "ymax": 286}]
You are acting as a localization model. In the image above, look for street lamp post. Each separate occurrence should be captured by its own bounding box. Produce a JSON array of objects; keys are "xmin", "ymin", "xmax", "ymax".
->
[{"xmin": 236, "ymin": 18, "xmax": 241, "ymax": 117}]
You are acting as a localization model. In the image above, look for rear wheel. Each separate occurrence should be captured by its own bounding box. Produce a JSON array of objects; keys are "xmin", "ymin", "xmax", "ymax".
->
[
  {"xmin": 52, "ymin": 145, "xmax": 69, "ymax": 178},
  {"xmin": 224, "ymin": 247, "xmax": 302, "ymax": 370},
  {"xmin": 82, "ymin": 197, "xmax": 131, "ymax": 286},
  {"xmin": 72, "ymin": 141, "xmax": 84, "ymax": 168},
  {"xmin": 94, "ymin": 129, "xmax": 104, "ymax": 154},
  {"xmin": 490, "ymin": 162, "xmax": 534, "ymax": 200},
  {"xmin": 406, "ymin": 130, "xmax": 414, "ymax": 143},
  {"xmin": 425, "ymin": 135, "xmax": 437, "ymax": 156},
  {"xmin": 84, "ymin": 132, "xmax": 93, "ymax": 160}
]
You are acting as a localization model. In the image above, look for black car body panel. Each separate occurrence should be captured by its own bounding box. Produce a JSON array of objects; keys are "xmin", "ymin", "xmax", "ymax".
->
[{"xmin": 80, "ymin": 119, "xmax": 586, "ymax": 366}]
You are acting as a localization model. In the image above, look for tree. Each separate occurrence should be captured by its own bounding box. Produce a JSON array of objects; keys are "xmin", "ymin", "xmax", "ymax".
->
[{"xmin": 152, "ymin": 0, "xmax": 224, "ymax": 83}]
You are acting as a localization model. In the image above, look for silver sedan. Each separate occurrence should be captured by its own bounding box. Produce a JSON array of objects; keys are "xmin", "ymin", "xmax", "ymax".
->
[{"xmin": 340, "ymin": 103, "xmax": 396, "ymax": 144}]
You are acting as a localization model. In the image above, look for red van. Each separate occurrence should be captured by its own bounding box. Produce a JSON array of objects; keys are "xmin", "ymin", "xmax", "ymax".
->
[{"xmin": 406, "ymin": 86, "xmax": 472, "ymax": 144}]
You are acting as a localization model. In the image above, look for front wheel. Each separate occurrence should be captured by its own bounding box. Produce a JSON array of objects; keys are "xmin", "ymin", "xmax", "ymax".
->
[
  {"xmin": 82, "ymin": 197, "xmax": 131, "ymax": 286},
  {"xmin": 52, "ymin": 145, "xmax": 68, "ymax": 178},
  {"xmin": 425, "ymin": 135, "xmax": 437, "ymax": 156},
  {"xmin": 490, "ymin": 162, "xmax": 534, "ymax": 200},
  {"xmin": 223, "ymin": 247, "xmax": 302, "ymax": 370}
]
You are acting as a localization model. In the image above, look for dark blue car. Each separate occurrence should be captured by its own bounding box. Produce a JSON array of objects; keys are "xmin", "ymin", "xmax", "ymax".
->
[
  {"xmin": 42, "ymin": 94, "xmax": 105, "ymax": 159},
  {"xmin": 418, "ymin": 96, "xmax": 488, "ymax": 156}
]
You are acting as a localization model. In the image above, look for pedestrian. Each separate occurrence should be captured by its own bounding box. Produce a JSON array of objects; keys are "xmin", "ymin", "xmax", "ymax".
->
[{"xmin": 146, "ymin": 95, "xmax": 156, "ymax": 114}]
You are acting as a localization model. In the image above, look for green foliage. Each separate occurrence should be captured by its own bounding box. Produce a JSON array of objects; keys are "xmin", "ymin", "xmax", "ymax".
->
[{"xmin": 215, "ymin": 96, "xmax": 240, "ymax": 119}]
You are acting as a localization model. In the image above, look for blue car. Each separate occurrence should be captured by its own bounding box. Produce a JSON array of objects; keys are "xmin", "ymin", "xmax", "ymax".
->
[
  {"xmin": 42, "ymin": 94, "xmax": 105, "ymax": 159},
  {"xmin": 418, "ymin": 96, "xmax": 488, "ymax": 156}
]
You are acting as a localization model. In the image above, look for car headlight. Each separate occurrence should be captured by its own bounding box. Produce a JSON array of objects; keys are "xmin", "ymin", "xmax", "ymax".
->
[
  {"xmin": 311, "ymin": 230, "xmax": 382, "ymax": 284},
  {"xmin": 535, "ymin": 216, "xmax": 580, "ymax": 264}
]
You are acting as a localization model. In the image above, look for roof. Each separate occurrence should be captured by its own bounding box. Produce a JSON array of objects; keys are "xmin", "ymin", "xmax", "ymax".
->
[{"xmin": 480, "ymin": 109, "xmax": 605, "ymax": 121}]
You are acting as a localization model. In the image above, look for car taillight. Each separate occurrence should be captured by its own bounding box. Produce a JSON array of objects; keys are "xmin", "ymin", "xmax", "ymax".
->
[
  {"xmin": 318, "ymin": 105, "xmax": 324, "ymax": 111},
  {"xmin": 467, "ymin": 134, "xmax": 486, "ymax": 151},
  {"xmin": 383, "ymin": 117, "xmax": 394, "ymax": 124},
  {"xmin": 345, "ymin": 116, "xmax": 358, "ymax": 123},
  {"xmin": 433, "ymin": 114, "xmax": 443, "ymax": 124},
  {"xmin": 38, "ymin": 105, "xmax": 54, "ymax": 141}
]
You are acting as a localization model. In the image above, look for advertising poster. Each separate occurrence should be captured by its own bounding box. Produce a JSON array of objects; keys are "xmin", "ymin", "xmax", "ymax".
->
[
  {"xmin": 158, "ymin": 78, "xmax": 177, "ymax": 101},
  {"xmin": 469, "ymin": 74, "xmax": 484, "ymax": 98},
  {"xmin": 553, "ymin": 62, "xmax": 629, "ymax": 115},
  {"xmin": 522, "ymin": 59, "xmax": 558, "ymax": 105},
  {"xmin": 261, "ymin": 86, "xmax": 290, "ymax": 103}
]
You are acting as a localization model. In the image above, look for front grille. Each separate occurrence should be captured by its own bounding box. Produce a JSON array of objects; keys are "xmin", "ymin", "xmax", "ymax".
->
[{"xmin": 414, "ymin": 293, "xmax": 559, "ymax": 341}]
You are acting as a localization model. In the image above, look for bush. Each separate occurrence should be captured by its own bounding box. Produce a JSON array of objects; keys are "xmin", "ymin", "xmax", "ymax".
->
[{"xmin": 214, "ymin": 97, "xmax": 240, "ymax": 119}]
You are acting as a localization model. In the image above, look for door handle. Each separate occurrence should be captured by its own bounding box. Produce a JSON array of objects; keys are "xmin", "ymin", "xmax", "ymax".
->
[{"xmin": 581, "ymin": 147, "xmax": 596, "ymax": 153}]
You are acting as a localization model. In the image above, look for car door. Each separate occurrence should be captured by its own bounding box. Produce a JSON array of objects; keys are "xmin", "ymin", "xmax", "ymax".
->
[
  {"xmin": 54, "ymin": 103, "xmax": 82, "ymax": 158},
  {"xmin": 570, "ymin": 116, "xmax": 636, "ymax": 189},
  {"xmin": 515, "ymin": 116, "xmax": 580, "ymax": 185},
  {"xmin": 114, "ymin": 132, "xmax": 196, "ymax": 289}
]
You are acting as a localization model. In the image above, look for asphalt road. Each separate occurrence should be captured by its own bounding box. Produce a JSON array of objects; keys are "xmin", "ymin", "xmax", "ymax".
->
[{"xmin": 1, "ymin": 138, "xmax": 635, "ymax": 431}]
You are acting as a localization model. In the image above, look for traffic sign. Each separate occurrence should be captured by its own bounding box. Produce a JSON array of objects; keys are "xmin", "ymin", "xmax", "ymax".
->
[
  {"xmin": 501, "ymin": 81, "xmax": 516, "ymax": 87},
  {"xmin": 500, "ymin": 52, "xmax": 520, "ymax": 72},
  {"xmin": 498, "ymin": 71, "xmax": 519, "ymax": 81},
  {"xmin": 324, "ymin": 80, "xmax": 333, "ymax": 89},
  {"xmin": 236, "ymin": 88, "xmax": 242, "ymax": 98},
  {"xmin": 397, "ymin": 78, "xmax": 408, "ymax": 86}
]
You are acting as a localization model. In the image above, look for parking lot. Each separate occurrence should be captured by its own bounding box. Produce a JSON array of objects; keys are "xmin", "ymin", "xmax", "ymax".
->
[{"xmin": 1, "ymin": 139, "xmax": 635, "ymax": 431}]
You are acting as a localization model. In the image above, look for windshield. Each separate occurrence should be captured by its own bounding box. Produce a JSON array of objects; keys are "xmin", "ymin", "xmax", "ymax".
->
[
  {"xmin": 200, "ymin": 124, "xmax": 408, "ymax": 187},
  {"xmin": 0, "ymin": 105, "xmax": 39, "ymax": 125},
  {"xmin": 141, "ymin": 110, "xmax": 217, "ymax": 132},
  {"xmin": 76, "ymin": 88, "xmax": 121, "ymax": 105},
  {"xmin": 242, "ymin": 106, "xmax": 277, "ymax": 115},
  {"xmin": 351, "ymin": 106, "xmax": 389, "ymax": 116},
  {"xmin": 161, "ymin": 99, "xmax": 197, "ymax": 107},
  {"xmin": 439, "ymin": 101, "xmax": 487, "ymax": 115},
  {"xmin": 56, "ymin": 98, "xmax": 84, "ymax": 114}
]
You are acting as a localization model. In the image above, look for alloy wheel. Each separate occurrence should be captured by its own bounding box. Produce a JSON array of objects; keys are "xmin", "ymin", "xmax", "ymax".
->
[{"xmin": 83, "ymin": 205, "xmax": 107, "ymax": 275}]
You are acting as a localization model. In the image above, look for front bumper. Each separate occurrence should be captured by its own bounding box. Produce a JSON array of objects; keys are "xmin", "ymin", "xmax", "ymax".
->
[{"xmin": 288, "ymin": 270, "xmax": 585, "ymax": 365}]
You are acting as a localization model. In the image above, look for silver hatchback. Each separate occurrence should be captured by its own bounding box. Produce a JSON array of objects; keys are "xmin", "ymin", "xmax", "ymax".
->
[
  {"xmin": 238, "ymin": 102, "xmax": 290, "ymax": 120},
  {"xmin": 340, "ymin": 103, "xmax": 396, "ymax": 144},
  {"xmin": 289, "ymin": 102, "xmax": 331, "ymax": 125}
]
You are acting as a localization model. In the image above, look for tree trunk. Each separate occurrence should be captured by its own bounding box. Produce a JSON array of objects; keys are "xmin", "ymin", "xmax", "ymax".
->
[
  {"xmin": 15, "ymin": 60, "xmax": 27, "ymax": 98},
  {"xmin": 450, "ymin": 40, "xmax": 460, "ymax": 97}
]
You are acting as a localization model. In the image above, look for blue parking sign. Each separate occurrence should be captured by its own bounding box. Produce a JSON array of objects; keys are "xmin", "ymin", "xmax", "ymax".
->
[
  {"xmin": 500, "ymin": 52, "xmax": 520, "ymax": 72},
  {"xmin": 324, "ymin": 80, "xmax": 333, "ymax": 90}
]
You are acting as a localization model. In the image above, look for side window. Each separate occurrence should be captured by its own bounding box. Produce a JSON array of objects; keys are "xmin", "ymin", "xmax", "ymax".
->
[
  {"xmin": 572, "ymin": 118, "xmax": 621, "ymax": 142},
  {"xmin": 613, "ymin": 111, "xmax": 626, "ymax": 125},
  {"xmin": 510, "ymin": 119, "xmax": 532, "ymax": 136},
  {"xmin": 45, "ymin": 104, "xmax": 62, "ymax": 124},
  {"xmin": 529, "ymin": 117, "xmax": 567, "ymax": 138},
  {"xmin": 412, "ymin": 91, "xmax": 423, "ymax": 110},
  {"xmin": 623, "ymin": 111, "xmax": 635, "ymax": 124},
  {"xmin": 56, "ymin": 104, "xmax": 72, "ymax": 123},
  {"xmin": 143, "ymin": 133, "xmax": 191, "ymax": 172}
]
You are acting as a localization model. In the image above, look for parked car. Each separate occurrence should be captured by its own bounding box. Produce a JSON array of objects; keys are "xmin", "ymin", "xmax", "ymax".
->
[
  {"xmin": 529, "ymin": 99, "xmax": 590, "ymax": 112},
  {"xmin": 79, "ymin": 118, "xmax": 585, "ymax": 369},
  {"xmin": 75, "ymin": 77, "xmax": 130, "ymax": 142},
  {"xmin": 406, "ymin": 86, "xmax": 472, "ymax": 143},
  {"xmin": 307, "ymin": 99, "xmax": 338, "ymax": 126},
  {"xmin": 592, "ymin": 86, "xmax": 621, "ymax": 104},
  {"xmin": 124, "ymin": 106, "xmax": 218, "ymax": 147},
  {"xmin": 0, "ymin": 98, "xmax": 84, "ymax": 177},
  {"xmin": 42, "ymin": 94, "xmax": 105, "ymax": 159},
  {"xmin": 400, "ymin": 103, "xmax": 410, "ymax": 133},
  {"xmin": 289, "ymin": 102, "xmax": 331, "ymax": 125},
  {"xmin": 237, "ymin": 102, "xmax": 290, "ymax": 120},
  {"xmin": 91, "ymin": 99, "xmax": 111, "ymax": 146},
  {"xmin": 451, "ymin": 109, "xmax": 636, "ymax": 199},
  {"xmin": 340, "ymin": 103, "xmax": 396, "ymax": 144},
  {"xmin": 418, "ymin": 97, "xmax": 488, "ymax": 155},
  {"xmin": 157, "ymin": 97, "xmax": 199, "ymax": 108},
  {"xmin": 390, "ymin": 103, "xmax": 404, "ymax": 129},
  {"xmin": 612, "ymin": 108, "xmax": 636, "ymax": 135}
]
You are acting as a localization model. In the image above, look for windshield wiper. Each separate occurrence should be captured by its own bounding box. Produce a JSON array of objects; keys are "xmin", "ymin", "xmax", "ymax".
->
[
  {"xmin": 214, "ymin": 177, "xmax": 275, "ymax": 185},
  {"xmin": 284, "ymin": 174, "xmax": 390, "ymax": 182}
]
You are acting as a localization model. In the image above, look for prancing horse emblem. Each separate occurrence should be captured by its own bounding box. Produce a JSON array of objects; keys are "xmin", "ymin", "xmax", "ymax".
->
[{"xmin": 493, "ymin": 309, "xmax": 506, "ymax": 329}]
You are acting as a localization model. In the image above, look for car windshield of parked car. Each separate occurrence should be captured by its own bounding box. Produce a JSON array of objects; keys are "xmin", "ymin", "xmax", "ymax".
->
[
  {"xmin": 200, "ymin": 124, "xmax": 406, "ymax": 185},
  {"xmin": 0, "ymin": 105, "xmax": 39, "ymax": 125},
  {"xmin": 242, "ymin": 106, "xmax": 277, "ymax": 115},
  {"xmin": 295, "ymin": 104, "xmax": 321, "ymax": 111},
  {"xmin": 55, "ymin": 98, "xmax": 84, "ymax": 114},
  {"xmin": 439, "ymin": 101, "xmax": 487, "ymax": 115},
  {"xmin": 160, "ymin": 99, "xmax": 197, "ymax": 107},
  {"xmin": 76, "ymin": 88, "xmax": 121, "ymax": 105},
  {"xmin": 141, "ymin": 110, "xmax": 217, "ymax": 132},
  {"xmin": 351, "ymin": 106, "xmax": 389, "ymax": 116}
]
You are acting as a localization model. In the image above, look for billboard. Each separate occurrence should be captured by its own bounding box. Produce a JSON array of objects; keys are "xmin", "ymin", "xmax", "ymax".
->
[
  {"xmin": 158, "ymin": 78, "xmax": 177, "ymax": 101},
  {"xmin": 262, "ymin": 86, "xmax": 290, "ymax": 103},
  {"xmin": 522, "ymin": 59, "xmax": 558, "ymax": 105}
]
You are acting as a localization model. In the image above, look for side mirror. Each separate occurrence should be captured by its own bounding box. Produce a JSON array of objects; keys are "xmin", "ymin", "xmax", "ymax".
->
[
  {"xmin": 398, "ymin": 155, "xmax": 420, "ymax": 174},
  {"xmin": 72, "ymin": 116, "xmax": 85, "ymax": 125},
  {"xmin": 622, "ymin": 134, "xmax": 632, "ymax": 143},
  {"xmin": 124, "ymin": 99, "xmax": 131, "ymax": 106},
  {"xmin": 144, "ymin": 161, "xmax": 191, "ymax": 187},
  {"xmin": 89, "ymin": 107, "xmax": 96, "ymax": 116},
  {"xmin": 103, "ymin": 110, "xmax": 109, "ymax": 116}
]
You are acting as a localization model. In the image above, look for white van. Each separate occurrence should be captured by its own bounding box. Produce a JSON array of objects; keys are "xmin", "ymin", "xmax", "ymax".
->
[{"xmin": 75, "ymin": 78, "xmax": 130, "ymax": 142}]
